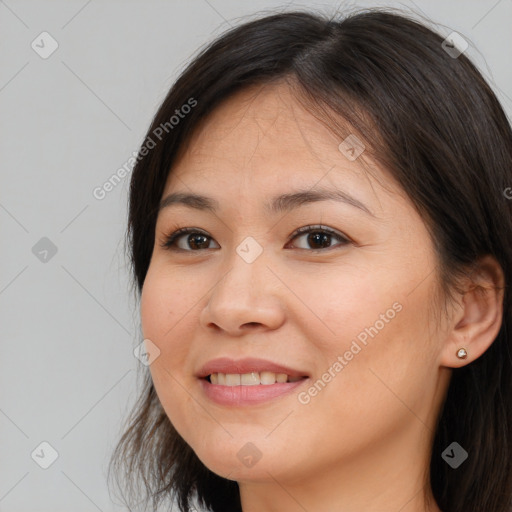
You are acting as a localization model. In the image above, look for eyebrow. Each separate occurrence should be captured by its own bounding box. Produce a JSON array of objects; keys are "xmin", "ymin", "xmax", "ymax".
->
[{"xmin": 158, "ymin": 187, "xmax": 375, "ymax": 217}]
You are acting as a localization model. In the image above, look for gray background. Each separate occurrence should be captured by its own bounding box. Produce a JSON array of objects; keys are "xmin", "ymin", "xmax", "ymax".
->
[{"xmin": 1, "ymin": 1, "xmax": 511, "ymax": 511}]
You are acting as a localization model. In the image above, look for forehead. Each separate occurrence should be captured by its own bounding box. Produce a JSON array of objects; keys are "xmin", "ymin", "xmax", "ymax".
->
[
  {"xmin": 168, "ymin": 83, "xmax": 368, "ymax": 186},
  {"xmin": 193, "ymin": 82, "xmax": 313, "ymax": 139},
  {"xmin": 161, "ymin": 82, "xmax": 408, "ymax": 221}
]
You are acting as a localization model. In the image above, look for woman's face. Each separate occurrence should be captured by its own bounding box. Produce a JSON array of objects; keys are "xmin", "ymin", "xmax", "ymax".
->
[{"xmin": 140, "ymin": 83, "xmax": 451, "ymax": 490}]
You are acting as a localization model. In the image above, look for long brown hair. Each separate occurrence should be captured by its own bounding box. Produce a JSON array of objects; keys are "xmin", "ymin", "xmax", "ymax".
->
[{"xmin": 108, "ymin": 8, "xmax": 512, "ymax": 512}]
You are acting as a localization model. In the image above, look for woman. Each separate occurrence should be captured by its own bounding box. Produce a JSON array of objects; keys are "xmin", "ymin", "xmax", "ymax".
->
[{"xmin": 108, "ymin": 8, "xmax": 512, "ymax": 512}]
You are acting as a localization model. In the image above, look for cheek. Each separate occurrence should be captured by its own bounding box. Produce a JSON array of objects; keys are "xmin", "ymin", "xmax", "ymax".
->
[
  {"xmin": 139, "ymin": 267, "xmax": 194, "ymax": 386},
  {"xmin": 140, "ymin": 269, "xmax": 197, "ymax": 430},
  {"xmin": 141, "ymin": 279, "xmax": 166, "ymax": 340},
  {"xmin": 293, "ymin": 263, "xmax": 397, "ymax": 349},
  {"xmin": 298, "ymin": 261, "xmax": 436, "ymax": 406},
  {"xmin": 140, "ymin": 265, "xmax": 189, "ymax": 341}
]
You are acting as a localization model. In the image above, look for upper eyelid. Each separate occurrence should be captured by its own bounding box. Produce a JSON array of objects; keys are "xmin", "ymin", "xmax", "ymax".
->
[{"xmin": 167, "ymin": 225, "xmax": 346, "ymax": 240}]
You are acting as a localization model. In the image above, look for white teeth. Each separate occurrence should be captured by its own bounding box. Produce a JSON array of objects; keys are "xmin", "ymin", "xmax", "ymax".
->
[
  {"xmin": 208, "ymin": 371, "xmax": 304, "ymax": 386},
  {"xmin": 260, "ymin": 371, "xmax": 277, "ymax": 385},
  {"xmin": 225, "ymin": 373, "xmax": 241, "ymax": 386},
  {"xmin": 241, "ymin": 372, "xmax": 260, "ymax": 386}
]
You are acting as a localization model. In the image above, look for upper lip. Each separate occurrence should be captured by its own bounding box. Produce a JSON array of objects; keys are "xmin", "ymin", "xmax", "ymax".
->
[{"xmin": 196, "ymin": 357, "xmax": 309, "ymax": 379}]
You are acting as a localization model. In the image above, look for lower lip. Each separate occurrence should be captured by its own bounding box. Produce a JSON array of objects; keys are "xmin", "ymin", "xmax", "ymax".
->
[{"xmin": 199, "ymin": 378, "xmax": 308, "ymax": 406}]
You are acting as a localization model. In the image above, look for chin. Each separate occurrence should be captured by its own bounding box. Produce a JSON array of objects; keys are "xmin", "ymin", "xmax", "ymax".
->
[
  {"xmin": 188, "ymin": 436, "xmax": 289, "ymax": 481},
  {"xmin": 199, "ymin": 451, "xmax": 284, "ymax": 482}
]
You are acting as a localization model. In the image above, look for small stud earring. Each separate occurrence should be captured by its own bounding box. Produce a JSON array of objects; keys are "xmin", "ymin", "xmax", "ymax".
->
[{"xmin": 456, "ymin": 348, "xmax": 468, "ymax": 359}]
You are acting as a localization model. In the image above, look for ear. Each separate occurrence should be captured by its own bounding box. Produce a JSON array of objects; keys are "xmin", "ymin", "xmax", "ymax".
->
[{"xmin": 440, "ymin": 255, "xmax": 505, "ymax": 368}]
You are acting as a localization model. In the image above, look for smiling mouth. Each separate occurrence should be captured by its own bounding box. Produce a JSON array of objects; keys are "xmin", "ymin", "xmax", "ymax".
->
[{"xmin": 205, "ymin": 372, "xmax": 307, "ymax": 385}]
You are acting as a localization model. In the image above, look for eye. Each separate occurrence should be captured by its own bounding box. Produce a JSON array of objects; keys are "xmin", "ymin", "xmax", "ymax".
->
[
  {"xmin": 286, "ymin": 225, "xmax": 350, "ymax": 251},
  {"xmin": 160, "ymin": 224, "xmax": 350, "ymax": 252},
  {"xmin": 160, "ymin": 227, "xmax": 220, "ymax": 252}
]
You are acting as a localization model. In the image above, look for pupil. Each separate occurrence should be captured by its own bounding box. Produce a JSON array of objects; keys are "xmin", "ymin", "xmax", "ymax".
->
[
  {"xmin": 189, "ymin": 234, "xmax": 209, "ymax": 249},
  {"xmin": 308, "ymin": 232, "xmax": 330, "ymax": 248}
]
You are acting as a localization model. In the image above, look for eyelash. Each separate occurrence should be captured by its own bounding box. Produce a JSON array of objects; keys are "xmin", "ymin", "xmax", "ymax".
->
[{"xmin": 159, "ymin": 224, "xmax": 351, "ymax": 253}]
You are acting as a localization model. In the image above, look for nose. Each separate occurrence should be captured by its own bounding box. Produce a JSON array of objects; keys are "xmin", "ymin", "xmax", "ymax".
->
[{"xmin": 199, "ymin": 244, "xmax": 286, "ymax": 336}]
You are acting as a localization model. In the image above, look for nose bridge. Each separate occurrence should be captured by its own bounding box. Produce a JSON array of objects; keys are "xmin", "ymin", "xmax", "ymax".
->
[
  {"xmin": 200, "ymin": 235, "xmax": 285, "ymax": 333},
  {"xmin": 214, "ymin": 235, "xmax": 267, "ymax": 304}
]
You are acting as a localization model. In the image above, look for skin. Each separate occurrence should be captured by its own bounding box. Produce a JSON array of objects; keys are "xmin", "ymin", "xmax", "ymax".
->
[{"xmin": 140, "ymin": 82, "xmax": 504, "ymax": 512}]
